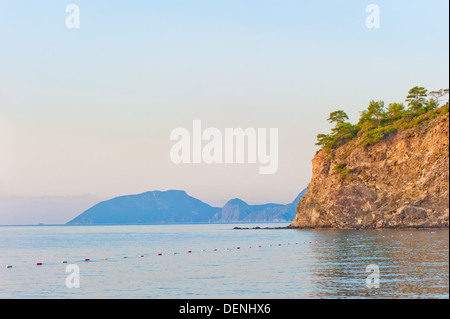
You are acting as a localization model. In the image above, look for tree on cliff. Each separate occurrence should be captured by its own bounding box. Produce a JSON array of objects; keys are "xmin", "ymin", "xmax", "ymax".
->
[
  {"xmin": 358, "ymin": 100, "xmax": 386, "ymax": 131},
  {"xmin": 316, "ymin": 110, "xmax": 359, "ymax": 149},
  {"xmin": 315, "ymin": 86, "xmax": 449, "ymax": 151},
  {"xmin": 406, "ymin": 86, "xmax": 428, "ymax": 113},
  {"xmin": 328, "ymin": 110, "xmax": 349, "ymax": 124},
  {"xmin": 429, "ymin": 89, "xmax": 449, "ymax": 107},
  {"xmin": 386, "ymin": 102, "xmax": 405, "ymax": 120}
]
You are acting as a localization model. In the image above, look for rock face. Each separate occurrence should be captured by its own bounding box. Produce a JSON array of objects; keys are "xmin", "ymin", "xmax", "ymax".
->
[{"xmin": 290, "ymin": 112, "xmax": 449, "ymax": 229}]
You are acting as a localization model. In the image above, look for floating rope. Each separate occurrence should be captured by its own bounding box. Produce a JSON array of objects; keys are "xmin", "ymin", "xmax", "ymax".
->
[{"xmin": 2, "ymin": 231, "xmax": 445, "ymax": 270}]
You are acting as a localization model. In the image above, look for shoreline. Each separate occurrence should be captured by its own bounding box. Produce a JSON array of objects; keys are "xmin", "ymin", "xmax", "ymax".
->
[{"xmin": 233, "ymin": 226, "xmax": 450, "ymax": 230}]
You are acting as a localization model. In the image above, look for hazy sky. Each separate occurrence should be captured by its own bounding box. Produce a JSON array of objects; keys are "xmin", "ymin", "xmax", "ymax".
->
[{"xmin": 0, "ymin": 0, "xmax": 449, "ymax": 224}]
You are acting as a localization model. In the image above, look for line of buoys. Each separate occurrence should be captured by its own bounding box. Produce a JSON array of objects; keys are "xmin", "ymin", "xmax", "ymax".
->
[
  {"xmin": 3, "ymin": 232, "xmax": 441, "ymax": 270},
  {"xmin": 3, "ymin": 241, "xmax": 291, "ymax": 269},
  {"xmin": 1, "ymin": 241, "xmax": 287, "ymax": 270}
]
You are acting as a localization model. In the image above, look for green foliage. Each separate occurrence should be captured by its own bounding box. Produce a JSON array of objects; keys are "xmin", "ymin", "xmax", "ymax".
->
[
  {"xmin": 423, "ymin": 99, "xmax": 437, "ymax": 112},
  {"xmin": 334, "ymin": 163, "xmax": 347, "ymax": 170},
  {"xmin": 316, "ymin": 110, "xmax": 359, "ymax": 150},
  {"xmin": 316, "ymin": 86, "xmax": 449, "ymax": 152},
  {"xmin": 334, "ymin": 163, "xmax": 353, "ymax": 182},
  {"xmin": 328, "ymin": 110, "xmax": 349, "ymax": 125},
  {"xmin": 359, "ymin": 126, "xmax": 398, "ymax": 147},
  {"xmin": 358, "ymin": 100, "xmax": 386, "ymax": 129},
  {"xmin": 429, "ymin": 89, "xmax": 449, "ymax": 107},
  {"xmin": 406, "ymin": 86, "xmax": 428, "ymax": 112},
  {"xmin": 387, "ymin": 102, "xmax": 405, "ymax": 120}
]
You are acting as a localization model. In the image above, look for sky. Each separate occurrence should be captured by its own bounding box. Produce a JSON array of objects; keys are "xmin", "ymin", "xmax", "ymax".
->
[{"xmin": 0, "ymin": 0, "xmax": 449, "ymax": 224}]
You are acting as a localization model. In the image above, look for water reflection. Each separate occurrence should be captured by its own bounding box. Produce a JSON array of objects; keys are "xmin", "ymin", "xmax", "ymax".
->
[
  {"xmin": 0, "ymin": 225, "xmax": 448, "ymax": 298},
  {"xmin": 301, "ymin": 230, "xmax": 449, "ymax": 298}
]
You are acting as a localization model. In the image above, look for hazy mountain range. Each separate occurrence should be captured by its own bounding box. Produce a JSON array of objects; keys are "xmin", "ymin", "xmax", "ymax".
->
[{"xmin": 66, "ymin": 189, "xmax": 307, "ymax": 225}]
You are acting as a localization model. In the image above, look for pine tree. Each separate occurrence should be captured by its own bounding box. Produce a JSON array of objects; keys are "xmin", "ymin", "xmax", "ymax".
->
[{"xmin": 406, "ymin": 86, "xmax": 428, "ymax": 112}]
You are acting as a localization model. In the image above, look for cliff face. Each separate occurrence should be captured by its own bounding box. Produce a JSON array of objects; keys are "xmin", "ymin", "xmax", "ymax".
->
[{"xmin": 290, "ymin": 112, "xmax": 449, "ymax": 229}]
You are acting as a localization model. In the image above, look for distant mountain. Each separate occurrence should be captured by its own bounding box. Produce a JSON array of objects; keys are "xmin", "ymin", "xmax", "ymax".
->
[
  {"xmin": 210, "ymin": 189, "xmax": 307, "ymax": 223},
  {"xmin": 67, "ymin": 190, "xmax": 220, "ymax": 225},
  {"xmin": 66, "ymin": 189, "xmax": 307, "ymax": 225}
]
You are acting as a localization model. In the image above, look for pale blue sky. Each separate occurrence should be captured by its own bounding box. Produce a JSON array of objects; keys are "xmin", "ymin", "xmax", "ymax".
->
[{"xmin": 0, "ymin": 1, "xmax": 449, "ymax": 224}]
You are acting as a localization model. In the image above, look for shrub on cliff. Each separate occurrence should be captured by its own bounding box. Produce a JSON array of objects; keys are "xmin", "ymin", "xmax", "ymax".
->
[
  {"xmin": 316, "ymin": 86, "xmax": 449, "ymax": 151},
  {"xmin": 315, "ymin": 110, "xmax": 359, "ymax": 149}
]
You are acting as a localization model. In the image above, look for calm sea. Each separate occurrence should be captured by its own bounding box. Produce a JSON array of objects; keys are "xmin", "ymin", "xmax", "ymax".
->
[{"xmin": 0, "ymin": 224, "xmax": 448, "ymax": 299}]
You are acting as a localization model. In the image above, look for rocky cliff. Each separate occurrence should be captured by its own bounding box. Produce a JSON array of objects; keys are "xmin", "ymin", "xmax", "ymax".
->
[{"xmin": 290, "ymin": 108, "xmax": 449, "ymax": 229}]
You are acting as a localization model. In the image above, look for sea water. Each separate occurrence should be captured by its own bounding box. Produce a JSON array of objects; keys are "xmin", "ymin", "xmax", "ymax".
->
[{"xmin": 0, "ymin": 224, "xmax": 448, "ymax": 299}]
